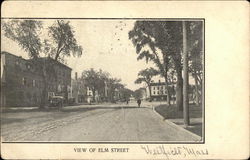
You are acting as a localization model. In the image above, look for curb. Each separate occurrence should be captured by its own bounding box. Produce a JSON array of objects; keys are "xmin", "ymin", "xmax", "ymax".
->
[{"xmin": 152, "ymin": 106, "xmax": 202, "ymax": 141}]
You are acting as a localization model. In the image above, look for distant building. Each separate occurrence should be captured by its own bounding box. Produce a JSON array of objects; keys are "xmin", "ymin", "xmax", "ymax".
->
[
  {"xmin": 146, "ymin": 80, "xmax": 176, "ymax": 101},
  {"xmin": 1, "ymin": 51, "xmax": 72, "ymax": 107},
  {"xmin": 70, "ymin": 72, "xmax": 87, "ymax": 103},
  {"xmin": 146, "ymin": 78, "xmax": 197, "ymax": 102},
  {"xmin": 140, "ymin": 88, "xmax": 147, "ymax": 100},
  {"xmin": 86, "ymin": 87, "xmax": 100, "ymax": 103}
]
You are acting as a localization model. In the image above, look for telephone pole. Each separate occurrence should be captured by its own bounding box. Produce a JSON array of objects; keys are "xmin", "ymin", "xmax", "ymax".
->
[{"xmin": 183, "ymin": 21, "xmax": 190, "ymax": 126}]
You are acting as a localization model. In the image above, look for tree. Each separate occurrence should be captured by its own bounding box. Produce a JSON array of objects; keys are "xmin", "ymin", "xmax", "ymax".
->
[
  {"xmin": 120, "ymin": 88, "xmax": 133, "ymax": 101},
  {"xmin": 2, "ymin": 20, "xmax": 43, "ymax": 59},
  {"xmin": 187, "ymin": 21, "xmax": 203, "ymax": 106},
  {"xmin": 82, "ymin": 68, "xmax": 102, "ymax": 102},
  {"xmin": 98, "ymin": 69, "xmax": 111, "ymax": 101},
  {"xmin": 46, "ymin": 20, "xmax": 83, "ymax": 63},
  {"xmin": 133, "ymin": 88, "xmax": 146, "ymax": 100},
  {"xmin": 106, "ymin": 77, "xmax": 123, "ymax": 102},
  {"xmin": 134, "ymin": 67, "xmax": 158, "ymax": 99},
  {"xmin": 129, "ymin": 21, "xmax": 182, "ymax": 106},
  {"xmin": 2, "ymin": 19, "xmax": 83, "ymax": 107}
]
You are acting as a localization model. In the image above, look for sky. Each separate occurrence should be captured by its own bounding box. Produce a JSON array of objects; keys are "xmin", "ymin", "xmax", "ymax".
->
[{"xmin": 1, "ymin": 19, "xmax": 161, "ymax": 90}]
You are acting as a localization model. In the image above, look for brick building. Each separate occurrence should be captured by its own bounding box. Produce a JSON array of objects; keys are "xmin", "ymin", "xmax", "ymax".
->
[{"xmin": 1, "ymin": 51, "xmax": 72, "ymax": 107}]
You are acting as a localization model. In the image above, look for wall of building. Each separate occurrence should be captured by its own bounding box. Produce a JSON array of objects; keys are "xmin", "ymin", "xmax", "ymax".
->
[{"xmin": 1, "ymin": 52, "xmax": 72, "ymax": 107}]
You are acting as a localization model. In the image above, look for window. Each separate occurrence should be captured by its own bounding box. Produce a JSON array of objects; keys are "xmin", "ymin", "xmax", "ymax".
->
[
  {"xmin": 15, "ymin": 60, "xmax": 19, "ymax": 65},
  {"xmin": 153, "ymin": 91, "xmax": 155, "ymax": 94},
  {"xmin": 157, "ymin": 86, "xmax": 159, "ymax": 90},
  {"xmin": 33, "ymin": 80, "xmax": 36, "ymax": 87},
  {"xmin": 157, "ymin": 91, "xmax": 159, "ymax": 94},
  {"xmin": 22, "ymin": 77, "xmax": 27, "ymax": 86}
]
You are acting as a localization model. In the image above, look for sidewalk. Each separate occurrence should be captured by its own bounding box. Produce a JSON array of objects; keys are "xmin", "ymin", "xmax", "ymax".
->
[{"xmin": 154, "ymin": 104, "xmax": 203, "ymax": 137}]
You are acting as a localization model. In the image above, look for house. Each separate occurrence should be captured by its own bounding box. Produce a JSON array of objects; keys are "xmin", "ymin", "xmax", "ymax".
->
[
  {"xmin": 1, "ymin": 51, "xmax": 72, "ymax": 107},
  {"xmin": 70, "ymin": 72, "xmax": 87, "ymax": 103},
  {"xmin": 146, "ymin": 78, "xmax": 197, "ymax": 102},
  {"xmin": 146, "ymin": 80, "xmax": 176, "ymax": 101}
]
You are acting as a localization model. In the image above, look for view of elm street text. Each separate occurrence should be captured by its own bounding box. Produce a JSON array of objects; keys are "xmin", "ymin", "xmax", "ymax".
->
[{"xmin": 1, "ymin": 19, "xmax": 204, "ymax": 142}]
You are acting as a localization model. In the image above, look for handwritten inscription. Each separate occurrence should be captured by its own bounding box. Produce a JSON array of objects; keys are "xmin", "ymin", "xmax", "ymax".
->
[{"xmin": 141, "ymin": 145, "xmax": 208, "ymax": 159}]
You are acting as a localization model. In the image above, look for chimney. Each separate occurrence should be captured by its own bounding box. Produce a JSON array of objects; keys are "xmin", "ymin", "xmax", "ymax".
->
[{"xmin": 75, "ymin": 72, "xmax": 78, "ymax": 80}]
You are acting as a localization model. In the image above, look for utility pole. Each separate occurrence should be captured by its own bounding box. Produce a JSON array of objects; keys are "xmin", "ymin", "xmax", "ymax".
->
[{"xmin": 183, "ymin": 21, "xmax": 190, "ymax": 126}]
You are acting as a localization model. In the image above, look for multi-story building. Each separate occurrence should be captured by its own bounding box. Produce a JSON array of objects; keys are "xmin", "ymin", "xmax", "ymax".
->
[
  {"xmin": 146, "ymin": 80, "xmax": 176, "ymax": 101},
  {"xmin": 146, "ymin": 79, "xmax": 196, "ymax": 102},
  {"xmin": 70, "ymin": 72, "xmax": 87, "ymax": 103},
  {"xmin": 1, "ymin": 51, "xmax": 72, "ymax": 107}
]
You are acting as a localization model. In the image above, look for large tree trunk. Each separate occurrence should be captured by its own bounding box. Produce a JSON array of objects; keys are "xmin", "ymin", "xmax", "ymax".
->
[
  {"xmin": 176, "ymin": 68, "xmax": 183, "ymax": 111},
  {"xmin": 163, "ymin": 75, "xmax": 170, "ymax": 106},
  {"xmin": 148, "ymin": 84, "xmax": 152, "ymax": 99},
  {"xmin": 92, "ymin": 89, "xmax": 96, "ymax": 102},
  {"xmin": 40, "ymin": 64, "xmax": 48, "ymax": 109},
  {"xmin": 194, "ymin": 74, "xmax": 200, "ymax": 106},
  {"xmin": 165, "ymin": 88, "xmax": 170, "ymax": 105}
]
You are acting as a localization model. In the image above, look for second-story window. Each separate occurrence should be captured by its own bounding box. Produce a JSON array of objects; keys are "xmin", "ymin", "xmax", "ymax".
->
[
  {"xmin": 22, "ymin": 77, "xmax": 27, "ymax": 86},
  {"xmin": 33, "ymin": 80, "xmax": 36, "ymax": 87},
  {"xmin": 15, "ymin": 60, "xmax": 19, "ymax": 65}
]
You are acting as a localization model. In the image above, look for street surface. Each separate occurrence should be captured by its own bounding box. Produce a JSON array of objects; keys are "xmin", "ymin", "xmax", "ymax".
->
[{"xmin": 1, "ymin": 101, "xmax": 200, "ymax": 142}]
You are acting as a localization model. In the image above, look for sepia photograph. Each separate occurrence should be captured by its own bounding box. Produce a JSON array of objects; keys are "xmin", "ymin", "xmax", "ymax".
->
[
  {"xmin": 1, "ymin": 1, "xmax": 249, "ymax": 159},
  {"xmin": 1, "ymin": 19, "xmax": 204, "ymax": 142}
]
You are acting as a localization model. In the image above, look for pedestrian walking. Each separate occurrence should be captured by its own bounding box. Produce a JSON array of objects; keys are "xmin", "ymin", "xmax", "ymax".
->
[
  {"xmin": 137, "ymin": 99, "xmax": 141, "ymax": 107},
  {"xmin": 126, "ymin": 99, "xmax": 129, "ymax": 105}
]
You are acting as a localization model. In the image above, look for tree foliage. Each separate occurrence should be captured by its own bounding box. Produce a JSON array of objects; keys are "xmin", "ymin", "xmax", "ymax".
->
[
  {"xmin": 81, "ymin": 68, "xmax": 126, "ymax": 102},
  {"xmin": 2, "ymin": 19, "xmax": 84, "ymax": 107},
  {"xmin": 2, "ymin": 20, "xmax": 43, "ymax": 59},
  {"xmin": 135, "ymin": 67, "xmax": 159, "ymax": 85},
  {"xmin": 134, "ymin": 67, "xmax": 158, "ymax": 99},
  {"xmin": 129, "ymin": 21, "xmax": 203, "ymax": 107},
  {"xmin": 46, "ymin": 20, "xmax": 83, "ymax": 63},
  {"xmin": 2, "ymin": 19, "xmax": 83, "ymax": 63}
]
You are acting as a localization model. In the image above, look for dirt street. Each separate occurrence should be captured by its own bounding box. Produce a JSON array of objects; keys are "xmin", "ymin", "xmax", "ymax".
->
[{"xmin": 1, "ymin": 102, "xmax": 200, "ymax": 142}]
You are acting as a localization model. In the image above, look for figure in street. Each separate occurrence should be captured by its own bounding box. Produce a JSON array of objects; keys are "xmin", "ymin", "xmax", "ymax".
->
[
  {"xmin": 137, "ymin": 99, "xmax": 141, "ymax": 107},
  {"xmin": 126, "ymin": 99, "xmax": 129, "ymax": 105}
]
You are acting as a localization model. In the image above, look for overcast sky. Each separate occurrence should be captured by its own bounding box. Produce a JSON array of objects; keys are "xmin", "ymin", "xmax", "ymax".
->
[{"xmin": 1, "ymin": 19, "xmax": 161, "ymax": 90}]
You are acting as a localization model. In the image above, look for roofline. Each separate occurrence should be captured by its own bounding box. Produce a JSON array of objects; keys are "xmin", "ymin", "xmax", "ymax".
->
[
  {"xmin": 1, "ymin": 51, "xmax": 72, "ymax": 70},
  {"xmin": 1, "ymin": 51, "xmax": 29, "ymax": 61},
  {"xmin": 39, "ymin": 57, "xmax": 72, "ymax": 70}
]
